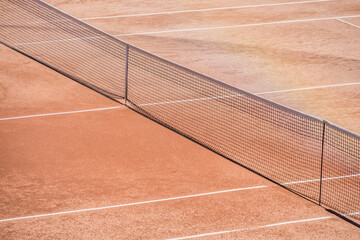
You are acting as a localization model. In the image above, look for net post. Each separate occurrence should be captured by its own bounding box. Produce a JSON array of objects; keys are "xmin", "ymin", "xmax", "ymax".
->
[
  {"xmin": 124, "ymin": 44, "xmax": 129, "ymax": 105},
  {"xmin": 319, "ymin": 120, "xmax": 326, "ymax": 206}
]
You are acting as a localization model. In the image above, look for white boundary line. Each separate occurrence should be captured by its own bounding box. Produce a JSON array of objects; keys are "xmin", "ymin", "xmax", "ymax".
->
[
  {"xmin": 81, "ymin": 0, "xmax": 331, "ymax": 20},
  {"xmin": 256, "ymin": 82, "xmax": 360, "ymax": 95},
  {"xmin": 114, "ymin": 14, "xmax": 360, "ymax": 37},
  {"xmin": 2, "ymin": 82, "xmax": 358, "ymax": 121},
  {"xmin": 0, "ymin": 173, "xmax": 358, "ymax": 223},
  {"xmin": 138, "ymin": 82, "xmax": 360, "ymax": 107},
  {"xmin": 13, "ymin": 14, "xmax": 360, "ymax": 45},
  {"xmin": 283, "ymin": 173, "xmax": 360, "ymax": 185},
  {"xmin": 0, "ymin": 106, "xmax": 123, "ymax": 121},
  {"xmin": 3, "ymin": 0, "xmax": 331, "ymax": 26},
  {"xmin": 0, "ymin": 186, "xmax": 267, "ymax": 222},
  {"xmin": 167, "ymin": 212, "xmax": 360, "ymax": 240},
  {"xmin": 337, "ymin": 18, "xmax": 360, "ymax": 29}
]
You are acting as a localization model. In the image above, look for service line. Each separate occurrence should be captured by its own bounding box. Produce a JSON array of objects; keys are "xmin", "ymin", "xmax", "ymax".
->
[{"xmin": 1, "ymin": 173, "xmax": 358, "ymax": 223}]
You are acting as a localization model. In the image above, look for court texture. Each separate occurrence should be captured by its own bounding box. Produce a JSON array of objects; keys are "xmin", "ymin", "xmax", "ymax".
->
[{"xmin": 0, "ymin": 0, "xmax": 359, "ymax": 239}]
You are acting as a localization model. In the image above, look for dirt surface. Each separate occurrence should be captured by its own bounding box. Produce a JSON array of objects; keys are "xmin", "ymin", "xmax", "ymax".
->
[
  {"xmin": 40, "ymin": 0, "xmax": 360, "ymax": 133},
  {"xmin": 1, "ymin": 0, "xmax": 359, "ymax": 239},
  {"xmin": 0, "ymin": 46, "xmax": 120, "ymax": 118},
  {"xmin": 1, "ymin": 104, "xmax": 359, "ymax": 239}
]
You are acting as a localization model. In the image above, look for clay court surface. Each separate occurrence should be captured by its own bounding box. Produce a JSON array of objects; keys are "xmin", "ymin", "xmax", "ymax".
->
[{"xmin": 0, "ymin": 0, "xmax": 359, "ymax": 239}]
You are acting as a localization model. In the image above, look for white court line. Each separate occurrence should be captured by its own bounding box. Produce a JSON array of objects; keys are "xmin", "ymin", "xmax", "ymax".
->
[
  {"xmin": 5, "ymin": 82, "xmax": 356, "ymax": 121},
  {"xmin": 1, "ymin": 173, "xmax": 358, "ymax": 223},
  {"xmin": 283, "ymin": 173, "xmax": 360, "ymax": 185},
  {"xmin": 0, "ymin": 106, "xmax": 123, "ymax": 121},
  {"xmin": 2, "ymin": 0, "xmax": 331, "ymax": 28},
  {"xmin": 337, "ymin": 18, "xmax": 360, "ymax": 29},
  {"xmin": 256, "ymin": 82, "xmax": 360, "ymax": 95},
  {"xmin": 0, "ymin": 186, "xmax": 267, "ymax": 222},
  {"xmin": 114, "ymin": 14, "xmax": 360, "ymax": 37},
  {"xmin": 81, "ymin": 0, "xmax": 331, "ymax": 20},
  {"xmin": 167, "ymin": 212, "xmax": 360, "ymax": 240},
  {"xmin": 5, "ymin": 82, "xmax": 357, "ymax": 121},
  {"xmin": 13, "ymin": 14, "xmax": 360, "ymax": 45},
  {"xmin": 138, "ymin": 82, "xmax": 360, "ymax": 107},
  {"xmin": 2, "ymin": 82, "xmax": 357, "ymax": 120}
]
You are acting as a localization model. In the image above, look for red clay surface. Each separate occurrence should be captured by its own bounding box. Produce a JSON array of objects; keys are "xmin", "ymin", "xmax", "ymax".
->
[{"xmin": 1, "ymin": 0, "xmax": 359, "ymax": 239}]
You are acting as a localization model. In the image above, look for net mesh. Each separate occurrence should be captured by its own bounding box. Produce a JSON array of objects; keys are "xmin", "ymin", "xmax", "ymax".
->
[
  {"xmin": 127, "ymin": 46, "xmax": 324, "ymax": 201},
  {"xmin": 1, "ymin": 0, "xmax": 359, "ymax": 223},
  {"xmin": 0, "ymin": 0, "xmax": 127, "ymax": 100},
  {"xmin": 321, "ymin": 123, "xmax": 360, "ymax": 218}
]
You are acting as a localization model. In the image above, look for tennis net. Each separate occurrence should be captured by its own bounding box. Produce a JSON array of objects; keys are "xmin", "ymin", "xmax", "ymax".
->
[{"xmin": 1, "ymin": 0, "xmax": 359, "ymax": 223}]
